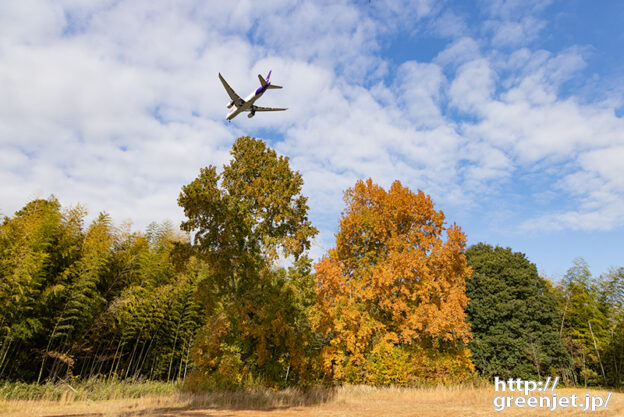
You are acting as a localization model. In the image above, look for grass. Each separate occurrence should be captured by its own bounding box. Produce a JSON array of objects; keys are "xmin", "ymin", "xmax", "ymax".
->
[
  {"xmin": 0, "ymin": 378, "xmax": 179, "ymax": 402},
  {"xmin": 0, "ymin": 382, "xmax": 622, "ymax": 416}
]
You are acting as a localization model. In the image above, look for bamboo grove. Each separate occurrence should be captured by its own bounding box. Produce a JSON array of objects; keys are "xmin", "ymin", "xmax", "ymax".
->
[
  {"xmin": 0, "ymin": 201, "xmax": 203, "ymax": 383},
  {"xmin": 1, "ymin": 136, "xmax": 623, "ymax": 388}
]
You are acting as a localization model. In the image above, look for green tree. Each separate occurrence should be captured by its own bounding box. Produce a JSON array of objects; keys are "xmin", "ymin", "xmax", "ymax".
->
[
  {"xmin": 0, "ymin": 198, "xmax": 80, "ymax": 380},
  {"xmin": 557, "ymin": 258, "xmax": 610, "ymax": 386},
  {"xmin": 97, "ymin": 222, "xmax": 204, "ymax": 382},
  {"xmin": 0, "ymin": 198, "xmax": 205, "ymax": 382},
  {"xmin": 600, "ymin": 267, "xmax": 624, "ymax": 387},
  {"xmin": 553, "ymin": 258, "xmax": 624, "ymax": 387},
  {"xmin": 465, "ymin": 243, "xmax": 571, "ymax": 380},
  {"xmin": 178, "ymin": 136, "xmax": 318, "ymax": 388},
  {"xmin": 42, "ymin": 212, "xmax": 115, "ymax": 380}
]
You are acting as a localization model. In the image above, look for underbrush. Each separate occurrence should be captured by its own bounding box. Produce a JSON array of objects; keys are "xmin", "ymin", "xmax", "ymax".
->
[
  {"xmin": 0, "ymin": 378, "xmax": 180, "ymax": 401},
  {"xmin": 0, "ymin": 375, "xmax": 489, "ymax": 406},
  {"xmin": 180, "ymin": 386, "xmax": 334, "ymax": 409}
]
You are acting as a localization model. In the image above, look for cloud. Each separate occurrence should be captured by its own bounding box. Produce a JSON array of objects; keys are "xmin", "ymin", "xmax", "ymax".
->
[
  {"xmin": 449, "ymin": 58, "xmax": 496, "ymax": 114},
  {"xmin": 432, "ymin": 10, "xmax": 469, "ymax": 39},
  {"xmin": 479, "ymin": 0, "xmax": 554, "ymax": 48},
  {"xmin": 0, "ymin": 1, "xmax": 244, "ymax": 228},
  {"xmin": 1, "ymin": 0, "xmax": 624, "ymax": 263},
  {"xmin": 394, "ymin": 61, "xmax": 446, "ymax": 126},
  {"xmin": 369, "ymin": 0, "xmax": 439, "ymax": 30},
  {"xmin": 255, "ymin": 1, "xmax": 381, "ymax": 81},
  {"xmin": 528, "ymin": 146, "xmax": 624, "ymax": 231},
  {"xmin": 482, "ymin": 0, "xmax": 554, "ymax": 20},
  {"xmin": 434, "ymin": 37, "xmax": 481, "ymax": 67},
  {"xmin": 485, "ymin": 17, "xmax": 546, "ymax": 48},
  {"xmin": 448, "ymin": 45, "xmax": 624, "ymax": 230}
]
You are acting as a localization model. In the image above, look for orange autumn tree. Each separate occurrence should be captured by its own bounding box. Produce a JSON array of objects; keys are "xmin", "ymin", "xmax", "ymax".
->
[{"xmin": 311, "ymin": 179, "xmax": 473, "ymax": 385}]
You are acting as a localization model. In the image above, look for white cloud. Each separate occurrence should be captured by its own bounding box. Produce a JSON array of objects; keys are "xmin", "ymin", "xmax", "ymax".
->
[
  {"xmin": 486, "ymin": 17, "xmax": 546, "ymax": 48},
  {"xmin": 531, "ymin": 146, "xmax": 624, "ymax": 231},
  {"xmin": 0, "ymin": 1, "xmax": 245, "ymax": 229},
  {"xmin": 369, "ymin": 0, "xmax": 439, "ymax": 31},
  {"xmin": 450, "ymin": 46, "xmax": 624, "ymax": 230},
  {"xmin": 577, "ymin": 147, "xmax": 624, "ymax": 193},
  {"xmin": 0, "ymin": 0, "xmax": 66, "ymax": 45},
  {"xmin": 432, "ymin": 10, "xmax": 468, "ymax": 39},
  {"xmin": 1, "ymin": 0, "xmax": 624, "ymax": 260},
  {"xmin": 434, "ymin": 37, "xmax": 481, "ymax": 67},
  {"xmin": 482, "ymin": 0, "xmax": 554, "ymax": 20},
  {"xmin": 479, "ymin": 0, "xmax": 554, "ymax": 49},
  {"xmin": 449, "ymin": 58, "xmax": 496, "ymax": 114},
  {"xmin": 255, "ymin": 1, "xmax": 382, "ymax": 81},
  {"xmin": 394, "ymin": 61, "xmax": 446, "ymax": 126}
]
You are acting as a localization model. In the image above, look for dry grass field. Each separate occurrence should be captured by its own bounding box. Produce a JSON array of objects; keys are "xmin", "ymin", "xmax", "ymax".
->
[{"xmin": 0, "ymin": 385, "xmax": 622, "ymax": 417}]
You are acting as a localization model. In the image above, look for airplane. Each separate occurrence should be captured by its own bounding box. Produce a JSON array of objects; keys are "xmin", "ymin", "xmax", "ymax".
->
[{"xmin": 218, "ymin": 70, "xmax": 287, "ymax": 121}]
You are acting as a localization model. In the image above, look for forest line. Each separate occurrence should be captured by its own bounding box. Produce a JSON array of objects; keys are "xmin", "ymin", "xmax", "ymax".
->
[{"xmin": 0, "ymin": 136, "xmax": 622, "ymax": 388}]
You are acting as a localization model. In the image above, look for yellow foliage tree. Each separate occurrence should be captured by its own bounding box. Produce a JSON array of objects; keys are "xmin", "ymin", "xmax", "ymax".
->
[{"xmin": 311, "ymin": 179, "xmax": 473, "ymax": 384}]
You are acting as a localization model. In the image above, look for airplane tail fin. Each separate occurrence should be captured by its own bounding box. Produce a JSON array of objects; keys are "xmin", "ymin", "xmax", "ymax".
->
[
  {"xmin": 258, "ymin": 70, "xmax": 273, "ymax": 87},
  {"xmin": 267, "ymin": 84, "xmax": 282, "ymax": 89}
]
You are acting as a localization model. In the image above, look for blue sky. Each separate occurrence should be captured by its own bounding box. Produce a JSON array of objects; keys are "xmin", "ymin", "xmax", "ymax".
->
[{"xmin": 1, "ymin": 0, "xmax": 623, "ymax": 280}]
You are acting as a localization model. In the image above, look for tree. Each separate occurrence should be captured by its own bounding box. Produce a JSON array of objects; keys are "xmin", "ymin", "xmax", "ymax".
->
[
  {"xmin": 41, "ymin": 212, "xmax": 115, "ymax": 381},
  {"xmin": 100, "ymin": 222, "xmax": 204, "ymax": 382},
  {"xmin": 311, "ymin": 179, "xmax": 473, "ymax": 385},
  {"xmin": 465, "ymin": 243, "xmax": 571, "ymax": 380},
  {"xmin": 600, "ymin": 267, "xmax": 624, "ymax": 387},
  {"xmin": 0, "ymin": 197, "xmax": 205, "ymax": 382},
  {"xmin": 178, "ymin": 136, "xmax": 318, "ymax": 388},
  {"xmin": 0, "ymin": 198, "xmax": 83, "ymax": 380},
  {"xmin": 556, "ymin": 258, "xmax": 612, "ymax": 386}
]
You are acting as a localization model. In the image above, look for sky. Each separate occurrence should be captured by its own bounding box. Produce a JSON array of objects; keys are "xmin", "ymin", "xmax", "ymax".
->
[{"xmin": 1, "ymin": 0, "xmax": 623, "ymax": 280}]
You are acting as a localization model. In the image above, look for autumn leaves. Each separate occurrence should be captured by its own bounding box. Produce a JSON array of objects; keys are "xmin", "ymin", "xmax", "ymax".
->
[
  {"xmin": 4, "ymin": 136, "xmax": 621, "ymax": 388},
  {"xmin": 179, "ymin": 137, "xmax": 474, "ymax": 387},
  {"xmin": 311, "ymin": 179, "xmax": 473, "ymax": 384}
]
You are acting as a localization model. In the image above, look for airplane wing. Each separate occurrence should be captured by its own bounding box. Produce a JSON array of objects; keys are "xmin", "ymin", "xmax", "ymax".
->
[
  {"xmin": 252, "ymin": 106, "xmax": 288, "ymax": 112},
  {"xmin": 218, "ymin": 73, "xmax": 244, "ymax": 107}
]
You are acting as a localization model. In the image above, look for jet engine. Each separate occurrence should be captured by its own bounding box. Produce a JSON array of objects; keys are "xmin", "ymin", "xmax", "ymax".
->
[
  {"xmin": 227, "ymin": 100, "xmax": 234, "ymax": 109},
  {"xmin": 248, "ymin": 112, "xmax": 255, "ymax": 118}
]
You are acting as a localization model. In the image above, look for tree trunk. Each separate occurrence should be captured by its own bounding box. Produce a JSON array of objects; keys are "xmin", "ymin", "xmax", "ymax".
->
[{"xmin": 588, "ymin": 320, "xmax": 606, "ymax": 382}]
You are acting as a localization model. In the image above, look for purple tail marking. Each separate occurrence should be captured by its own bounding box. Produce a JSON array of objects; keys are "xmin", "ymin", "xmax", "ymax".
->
[{"xmin": 255, "ymin": 70, "xmax": 272, "ymax": 95}]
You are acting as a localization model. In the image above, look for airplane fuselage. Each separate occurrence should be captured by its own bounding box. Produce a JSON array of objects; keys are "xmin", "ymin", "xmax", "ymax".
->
[
  {"xmin": 219, "ymin": 71, "xmax": 286, "ymax": 121},
  {"xmin": 226, "ymin": 87, "xmax": 267, "ymax": 121}
]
